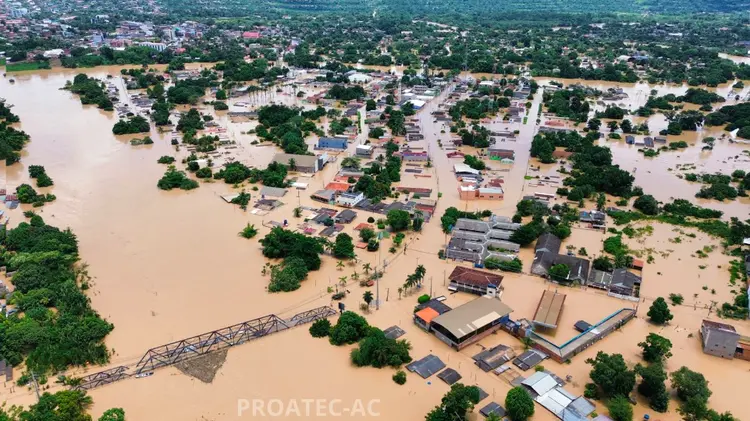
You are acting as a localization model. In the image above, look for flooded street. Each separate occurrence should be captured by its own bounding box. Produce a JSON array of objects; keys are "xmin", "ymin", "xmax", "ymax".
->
[{"xmin": 0, "ymin": 66, "xmax": 749, "ymax": 420}]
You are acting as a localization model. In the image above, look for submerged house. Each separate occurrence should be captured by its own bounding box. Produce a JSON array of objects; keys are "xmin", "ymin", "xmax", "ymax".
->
[
  {"xmin": 531, "ymin": 233, "xmax": 590, "ymax": 283},
  {"xmin": 430, "ymin": 297, "xmax": 513, "ymax": 350},
  {"xmin": 445, "ymin": 216, "xmax": 521, "ymax": 264},
  {"xmin": 448, "ymin": 266, "xmax": 503, "ymax": 297}
]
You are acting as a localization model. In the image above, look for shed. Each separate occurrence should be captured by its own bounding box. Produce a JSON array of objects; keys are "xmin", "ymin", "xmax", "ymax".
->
[
  {"xmin": 334, "ymin": 209, "xmax": 357, "ymax": 224},
  {"xmin": 259, "ymin": 186, "xmax": 287, "ymax": 198},
  {"xmin": 513, "ymin": 349, "xmax": 547, "ymax": 371},
  {"xmin": 532, "ymin": 290, "xmax": 566, "ymax": 329},
  {"xmin": 522, "ymin": 371, "xmax": 559, "ymax": 396},
  {"xmin": 311, "ymin": 189, "xmax": 336, "ymax": 203},
  {"xmin": 574, "ymin": 321, "xmax": 592, "ymax": 333},
  {"xmin": 437, "ymin": 368, "xmax": 462, "ymax": 385},
  {"xmin": 473, "ymin": 344, "xmax": 516, "ymax": 372},
  {"xmin": 479, "ymin": 402, "xmax": 506, "ymax": 418},
  {"xmin": 406, "ymin": 354, "xmax": 445, "ymax": 378}
]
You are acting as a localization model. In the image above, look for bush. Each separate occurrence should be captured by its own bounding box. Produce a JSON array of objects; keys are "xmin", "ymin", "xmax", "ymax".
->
[
  {"xmin": 195, "ymin": 167, "xmax": 212, "ymax": 178},
  {"xmin": 417, "ymin": 294, "xmax": 430, "ymax": 304},
  {"xmin": 633, "ymin": 194, "xmax": 659, "ymax": 215},
  {"xmin": 309, "ymin": 319, "xmax": 331, "ymax": 338},
  {"xmin": 584, "ymin": 383, "xmax": 600, "ymax": 400},
  {"xmin": 350, "ymin": 328, "xmax": 412, "ymax": 368},
  {"xmin": 157, "ymin": 167, "xmax": 199, "ymax": 191},
  {"xmin": 367, "ymin": 216, "xmax": 375, "ymax": 223},
  {"xmin": 157, "ymin": 156, "xmax": 175, "ymax": 164},
  {"xmin": 367, "ymin": 238, "xmax": 379, "ymax": 251},
  {"xmin": 485, "ymin": 257, "xmax": 523, "ymax": 273},
  {"xmin": 392, "ymin": 370, "xmax": 407, "ymax": 385}
]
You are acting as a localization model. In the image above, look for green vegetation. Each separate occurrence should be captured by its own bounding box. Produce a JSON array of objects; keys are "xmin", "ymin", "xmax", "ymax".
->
[
  {"xmin": 28, "ymin": 165, "xmax": 54, "ymax": 188},
  {"xmin": 386, "ymin": 209, "xmax": 411, "ymax": 231},
  {"xmin": 157, "ymin": 167, "xmax": 199, "ymax": 191},
  {"xmin": 607, "ymin": 396, "xmax": 633, "ymax": 421},
  {"xmin": 64, "ymin": 74, "xmax": 113, "ymax": 111},
  {"xmin": 309, "ymin": 318, "xmax": 332, "ymax": 338},
  {"xmin": 636, "ymin": 362, "xmax": 669, "ymax": 412},
  {"xmin": 16, "ymin": 184, "xmax": 56, "ymax": 206},
  {"xmin": 392, "ymin": 370, "xmax": 407, "ymax": 385},
  {"xmin": 586, "ymin": 352, "xmax": 636, "ymax": 398},
  {"xmin": 332, "ymin": 233, "xmax": 356, "ymax": 259},
  {"xmin": 6, "ymin": 61, "xmax": 51, "ymax": 72},
  {"xmin": 638, "ymin": 333, "xmax": 673, "ymax": 362},
  {"xmin": 0, "ymin": 390, "xmax": 125, "ymax": 420},
  {"xmin": 647, "ymin": 297, "xmax": 674, "ymax": 324},
  {"xmin": 485, "ymin": 257, "xmax": 523, "ymax": 273},
  {"xmin": 505, "ymin": 387, "xmax": 535, "ymax": 421},
  {"xmin": 239, "ymin": 223, "xmax": 258, "ymax": 239},
  {"xmin": 425, "ymin": 384, "xmax": 481, "ymax": 421},
  {"xmin": 112, "ymin": 115, "xmax": 150, "ymax": 135},
  {"xmin": 350, "ymin": 328, "xmax": 412, "ymax": 368},
  {"xmin": 463, "ymin": 155, "xmax": 486, "ymax": 171},
  {"xmin": 0, "ymin": 102, "xmax": 29, "ymax": 165},
  {"xmin": 0, "ymin": 218, "xmax": 113, "ymax": 373},
  {"xmin": 327, "ymin": 84, "xmax": 366, "ymax": 101},
  {"xmin": 329, "ymin": 311, "xmax": 370, "ymax": 345},
  {"xmin": 260, "ymin": 227, "xmax": 324, "ymax": 292}
]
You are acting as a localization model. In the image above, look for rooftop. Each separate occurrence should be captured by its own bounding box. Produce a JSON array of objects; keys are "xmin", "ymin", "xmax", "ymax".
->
[
  {"xmin": 431, "ymin": 297, "xmax": 513, "ymax": 340},
  {"xmin": 449, "ymin": 266, "xmax": 503, "ymax": 288}
]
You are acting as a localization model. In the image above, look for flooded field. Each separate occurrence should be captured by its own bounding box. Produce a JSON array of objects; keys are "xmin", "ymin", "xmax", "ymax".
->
[{"xmin": 0, "ymin": 65, "xmax": 748, "ymax": 421}]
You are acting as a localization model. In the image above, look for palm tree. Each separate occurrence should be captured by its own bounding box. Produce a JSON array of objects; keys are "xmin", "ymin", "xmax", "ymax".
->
[
  {"xmin": 415, "ymin": 264, "xmax": 426, "ymax": 286},
  {"xmin": 362, "ymin": 262, "xmax": 372, "ymax": 275},
  {"xmin": 288, "ymin": 158, "xmax": 297, "ymax": 171},
  {"xmin": 398, "ymin": 287, "xmax": 403, "ymax": 299},
  {"xmin": 293, "ymin": 207, "xmax": 302, "ymax": 218},
  {"xmin": 351, "ymin": 271, "xmax": 360, "ymax": 282},
  {"xmin": 339, "ymin": 276, "xmax": 348, "ymax": 289},
  {"xmin": 239, "ymin": 223, "xmax": 258, "ymax": 239},
  {"xmin": 486, "ymin": 413, "xmax": 502, "ymax": 421},
  {"xmin": 336, "ymin": 260, "xmax": 345, "ymax": 270},
  {"xmin": 363, "ymin": 291, "xmax": 374, "ymax": 307}
]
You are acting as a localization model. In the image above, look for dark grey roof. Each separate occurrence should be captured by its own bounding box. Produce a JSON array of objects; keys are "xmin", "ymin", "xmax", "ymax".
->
[
  {"xmin": 383, "ymin": 325, "xmax": 406, "ymax": 340},
  {"xmin": 611, "ymin": 268, "xmax": 641, "ymax": 289},
  {"xmin": 535, "ymin": 233, "xmax": 562, "ymax": 254},
  {"xmin": 437, "ymin": 368, "xmax": 462, "ymax": 385},
  {"xmin": 335, "ymin": 209, "xmax": 357, "ymax": 222},
  {"xmin": 553, "ymin": 254, "xmax": 591, "ymax": 282},
  {"xmin": 406, "ymin": 354, "xmax": 446, "ymax": 379},
  {"xmin": 479, "ymin": 402, "xmax": 505, "ymax": 418},
  {"xmin": 473, "ymin": 344, "xmax": 515, "ymax": 372},
  {"xmin": 513, "ymin": 349, "xmax": 547, "ymax": 371},
  {"xmin": 574, "ymin": 321, "xmax": 592, "ymax": 332}
]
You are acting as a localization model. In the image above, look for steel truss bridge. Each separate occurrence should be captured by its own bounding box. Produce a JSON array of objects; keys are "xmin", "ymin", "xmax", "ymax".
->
[{"xmin": 74, "ymin": 306, "xmax": 337, "ymax": 391}]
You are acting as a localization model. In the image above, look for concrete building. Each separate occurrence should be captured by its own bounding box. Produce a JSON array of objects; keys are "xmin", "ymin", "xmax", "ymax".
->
[
  {"xmin": 356, "ymin": 144, "xmax": 373, "ymax": 157},
  {"xmin": 138, "ymin": 42, "xmax": 167, "ymax": 52},
  {"xmin": 430, "ymin": 297, "xmax": 513, "ymax": 350},
  {"xmin": 445, "ymin": 217, "xmax": 521, "ymax": 264},
  {"xmin": 701, "ymin": 319, "xmax": 740, "ymax": 359},
  {"xmin": 488, "ymin": 147, "xmax": 515, "ymax": 160},
  {"xmin": 457, "ymin": 185, "xmax": 504, "ymax": 200},
  {"xmin": 272, "ymin": 153, "xmax": 323, "ymax": 173},
  {"xmin": 336, "ymin": 191, "xmax": 364, "ymax": 208},
  {"xmin": 448, "ymin": 266, "xmax": 504, "ymax": 297},
  {"xmin": 317, "ymin": 137, "xmax": 348, "ymax": 150}
]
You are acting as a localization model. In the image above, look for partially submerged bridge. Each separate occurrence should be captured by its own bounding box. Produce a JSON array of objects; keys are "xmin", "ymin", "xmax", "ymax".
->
[{"xmin": 74, "ymin": 306, "xmax": 337, "ymax": 391}]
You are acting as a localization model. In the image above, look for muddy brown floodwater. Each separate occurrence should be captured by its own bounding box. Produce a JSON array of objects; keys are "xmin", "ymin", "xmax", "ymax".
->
[{"xmin": 0, "ymin": 66, "xmax": 748, "ymax": 421}]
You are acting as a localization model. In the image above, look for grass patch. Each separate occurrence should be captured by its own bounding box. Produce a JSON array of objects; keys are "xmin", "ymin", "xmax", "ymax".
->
[{"xmin": 5, "ymin": 61, "xmax": 50, "ymax": 72}]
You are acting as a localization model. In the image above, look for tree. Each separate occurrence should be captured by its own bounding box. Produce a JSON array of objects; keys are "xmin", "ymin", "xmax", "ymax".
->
[
  {"xmin": 586, "ymin": 352, "xmax": 635, "ymax": 398},
  {"xmin": 309, "ymin": 318, "xmax": 331, "ymax": 338},
  {"xmin": 636, "ymin": 362, "xmax": 669, "ymax": 412},
  {"xmin": 588, "ymin": 118, "xmax": 602, "ymax": 131},
  {"xmin": 333, "ymin": 233, "xmax": 356, "ymax": 259},
  {"xmin": 593, "ymin": 256, "xmax": 614, "ymax": 271},
  {"xmin": 647, "ymin": 297, "xmax": 673, "ymax": 324},
  {"xmin": 363, "ymin": 291, "xmax": 374, "ymax": 306},
  {"xmin": 99, "ymin": 408, "xmax": 126, "ymax": 421},
  {"xmin": 671, "ymin": 366, "xmax": 712, "ymax": 405},
  {"xmin": 509, "ymin": 222, "xmax": 545, "ymax": 246},
  {"xmin": 329, "ymin": 311, "xmax": 370, "ymax": 345},
  {"xmin": 386, "ymin": 209, "xmax": 411, "ymax": 231},
  {"xmin": 411, "ymin": 216, "xmax": 424, "ymax": 231},
  {"xmin": 548, "ymin": 263, "xmax": 570, "ymax": 281},
  {"xmin": 634, "ymin": 194, "xmax": 659, "ymax": 215},
  {"xmin": 350, "ymin": 328, "xmax": 412, "ymax": 368},
  {"xmin": 425, "ymin": 384, "xmax": 481, "ymax": 421},
  {"xmin": 393, "ymin": 370, "xmax": 407, "ymax": 385},
  {"xmin": 216, "ymin": 89, "xmax": 227, "ymax": 100},
  {"xmin": 607, "ymin": 395, "xmax": 633, "ymax": 421},
  {"xmin": 366, "ymin": 99, "xmax": 377, "ymax": 111},
  {"xmin": 505, "ymin": 387, "xmax": 535, "ymax": 421},
  {"xmin": 359, "ymin": 228, "xmax": 376, "ymax": 242},
  {"xmin": 638, "ymin": 333, "xmax": 673, "ymax": 362}
]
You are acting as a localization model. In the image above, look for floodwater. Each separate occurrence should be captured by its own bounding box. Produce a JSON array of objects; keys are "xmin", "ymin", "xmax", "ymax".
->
[{"xmin": 0, "ymin": 65, "xmax": 749, "ymax": 421}]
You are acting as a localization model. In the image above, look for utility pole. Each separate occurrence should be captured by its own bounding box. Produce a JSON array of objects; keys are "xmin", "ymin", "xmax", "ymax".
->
[
  {"xmin": 30, "ymin": 371, "xmax": 40, "ymax": 401},
  {"xmin": 430, "ymin": 276, "xmax": 433, "ymax": 297}
]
